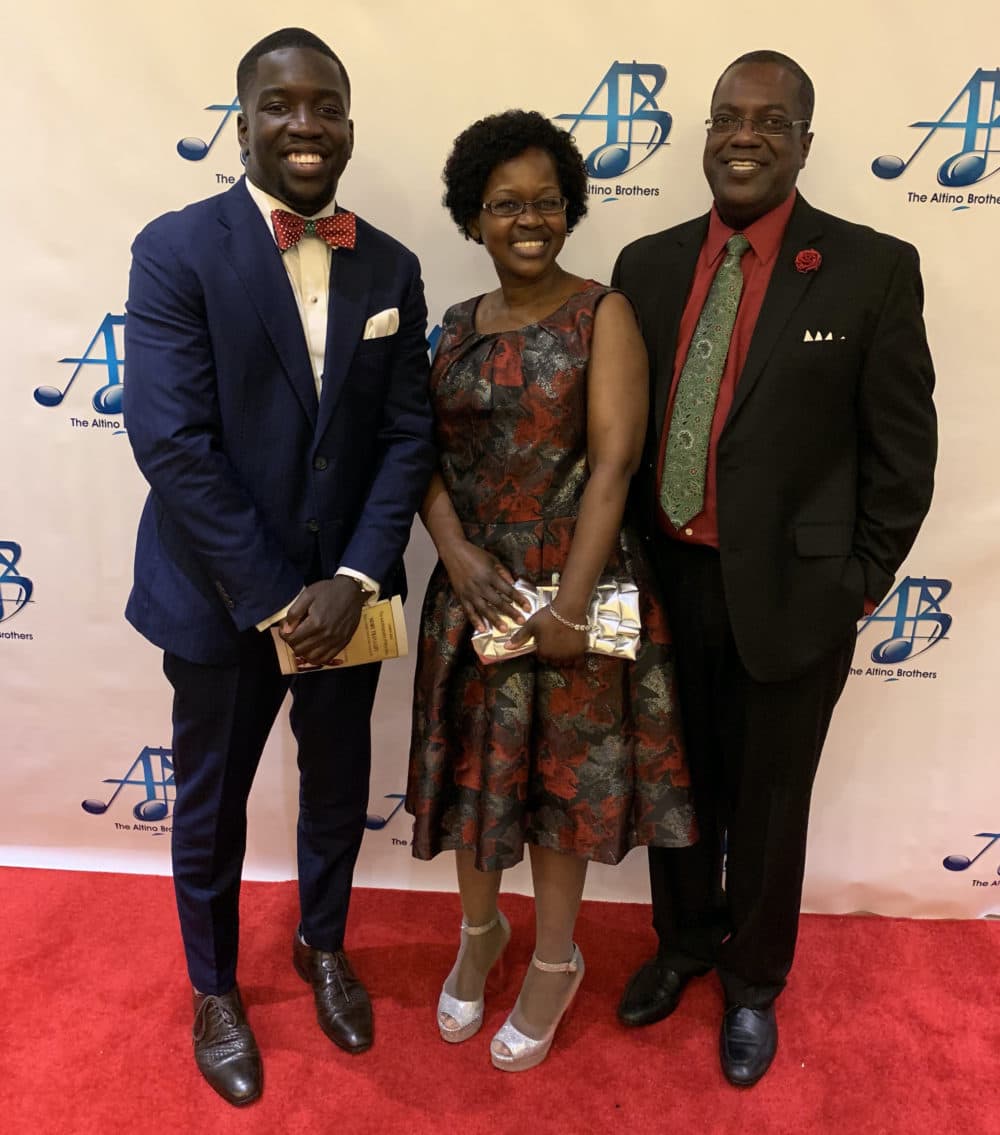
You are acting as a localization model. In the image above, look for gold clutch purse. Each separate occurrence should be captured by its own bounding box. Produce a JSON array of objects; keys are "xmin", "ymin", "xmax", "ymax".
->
[{"xmin": 471, "ymin": 575, "xmax": 641, "ymax": 664}]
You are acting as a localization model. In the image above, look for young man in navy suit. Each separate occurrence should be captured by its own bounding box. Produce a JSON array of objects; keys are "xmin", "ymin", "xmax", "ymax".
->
[
  {"xmin": 124, "ymin": 28, "xmax": 434, "ymax": 1105},
  {"xmin": 613, "ymin": 51, "xmax": 936, "ymax": 1086}
]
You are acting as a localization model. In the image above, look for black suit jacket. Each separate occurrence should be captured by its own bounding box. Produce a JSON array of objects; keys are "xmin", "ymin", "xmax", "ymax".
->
[{"xmin": 613, "ymin": 195, "xmax": 937, "ymax": 682}]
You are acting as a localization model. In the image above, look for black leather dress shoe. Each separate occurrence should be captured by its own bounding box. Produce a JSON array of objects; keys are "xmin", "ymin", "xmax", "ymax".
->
[
  {"xmin": 720, "ymin": 1003, "xmax": 778, "ymax": 1086},
  {"xmin": 617, "ymin": 955, "xmax": 708, "ymax": 1027},
  {"xmin": 293, "ymin": 937, "xmax": 373, "ymax": 1053},
  {"xmin": 192, "ymin": 988, "xmax": 262, "ymax": 1106}
]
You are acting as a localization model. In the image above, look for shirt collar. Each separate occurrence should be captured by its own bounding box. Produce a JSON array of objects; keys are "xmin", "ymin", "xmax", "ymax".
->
[
  {"xmin": 244, "ymin": 176, "xmax": 339, "ymax": 247},
  {"xmin": 705, "ymin": 189, "xmax": 797, "ymax": 266}
]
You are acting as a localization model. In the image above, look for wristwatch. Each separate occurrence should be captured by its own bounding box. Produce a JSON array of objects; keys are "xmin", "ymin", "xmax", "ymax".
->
[{"xmin": 346, "ymin": 575, "xmax": 377, "ymax": 604}]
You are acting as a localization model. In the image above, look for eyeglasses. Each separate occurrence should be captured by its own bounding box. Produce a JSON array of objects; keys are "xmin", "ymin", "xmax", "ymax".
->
[
  {"xmin": 705, "ymin": 114, "xmax": 810, "ymax": 136},
  {"xmin": 481, "ymin": 196, "xmax": 568, "ymax": 218}
]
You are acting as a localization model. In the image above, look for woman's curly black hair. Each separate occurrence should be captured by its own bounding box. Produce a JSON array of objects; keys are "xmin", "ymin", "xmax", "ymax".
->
[{"xmin": 442, "ymin": 109, "xmax": 589, "ymax": 239}]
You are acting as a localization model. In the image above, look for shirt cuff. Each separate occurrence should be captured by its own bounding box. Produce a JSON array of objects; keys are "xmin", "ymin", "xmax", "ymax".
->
[
  {"xmin": 336, "ymin": 567, "xmax": 380, "ymax": 605},
  {"xmin": 256, "ymin": 589, "xmax": 303, "ymax": 631}
]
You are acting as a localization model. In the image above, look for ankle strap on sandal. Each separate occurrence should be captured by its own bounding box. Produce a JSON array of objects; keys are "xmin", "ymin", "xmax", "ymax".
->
[
  {"xmin": 531, "ymin": 946, "xmax": 579, "ymax": 974},
  {"xmin": 461, "ymin": 915, "xmax": 501, "ymax": 937}
]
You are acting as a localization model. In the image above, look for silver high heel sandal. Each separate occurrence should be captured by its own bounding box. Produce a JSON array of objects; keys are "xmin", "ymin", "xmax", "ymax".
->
[
  {"xmin": 437, "ymin": 911, "xmax": 511, "ymax": 1044},
  {"xmin": 490, "ymin": 944, "xmax": 585, "ymax": 1072}
]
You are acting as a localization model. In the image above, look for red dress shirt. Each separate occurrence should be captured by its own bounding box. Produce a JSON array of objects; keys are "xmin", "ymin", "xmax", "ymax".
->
[{"xmin": 657, "ymin": 191, "xmax": 797, "ymax": 547}]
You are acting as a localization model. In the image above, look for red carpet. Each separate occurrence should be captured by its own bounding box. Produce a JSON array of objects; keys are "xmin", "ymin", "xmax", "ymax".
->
[{"xmin": 1, "ymin": 867, "xmax": 996, "ymax": 1134}]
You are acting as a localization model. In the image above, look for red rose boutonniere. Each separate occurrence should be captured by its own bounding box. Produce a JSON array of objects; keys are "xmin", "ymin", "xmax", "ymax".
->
[{"xmin": 795, "ymin": 248, "xmax": 822, "ymax": 273}]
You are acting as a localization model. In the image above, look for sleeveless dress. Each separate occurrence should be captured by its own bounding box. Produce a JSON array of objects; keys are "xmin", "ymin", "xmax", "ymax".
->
[{"xmin": 406, "ymin": 281, "xmax": 695, "ymax": 871}]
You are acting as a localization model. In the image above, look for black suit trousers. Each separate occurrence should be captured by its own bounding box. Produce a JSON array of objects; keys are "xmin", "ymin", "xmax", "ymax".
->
[
  {"xmin": 649, "ymin": 538, "xmax": 854, "ymax": 1007},
  {"xmin": 163, "ymin": 630, "xmax": 380, "ymax": 994}
]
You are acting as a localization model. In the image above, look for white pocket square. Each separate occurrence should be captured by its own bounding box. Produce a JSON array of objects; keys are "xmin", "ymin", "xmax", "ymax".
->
[
  {"xmin": 802, "ymin": 329, "xmax": 846, "ymax": 342},
  {"xmin": 363, "ymin": 308, "xmax": 399, "ymax": 339}
]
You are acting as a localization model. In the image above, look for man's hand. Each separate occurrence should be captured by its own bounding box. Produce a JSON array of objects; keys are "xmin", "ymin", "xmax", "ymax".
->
[{"xmin": 280, "ymin": 577, "xmax": 365, "ymax": 664}]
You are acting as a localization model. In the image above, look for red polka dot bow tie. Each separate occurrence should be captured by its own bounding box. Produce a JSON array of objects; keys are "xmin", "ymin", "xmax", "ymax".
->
[{"xmin": 270, "ymin": 209, "xmax": 356, "ymax": 252}]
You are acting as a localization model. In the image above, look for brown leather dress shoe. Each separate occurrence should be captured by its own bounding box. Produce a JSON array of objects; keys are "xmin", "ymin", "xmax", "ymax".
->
[
  {"xmin": 192, "ymin": 988, "xmax": 262, "ymax": 1106},
  {"xmin": 293, "ymin": 936, "xmax": 373, "ymax": 1053}
]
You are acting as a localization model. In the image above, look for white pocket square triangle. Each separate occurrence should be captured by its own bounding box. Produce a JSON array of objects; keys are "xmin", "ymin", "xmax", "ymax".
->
[{"xmin": 363, "ymin": 308, "xmax": 399, "ymax": 339}]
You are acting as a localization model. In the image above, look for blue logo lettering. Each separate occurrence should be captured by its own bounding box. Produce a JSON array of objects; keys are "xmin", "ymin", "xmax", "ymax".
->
[
  {"xmin": 872, "ymin": 68, "xmax": 1000, "ymax": 186},
  {"xmin": 34, "ymin": 313, "xmax": 125, "ymax": 415},
  {"xmin": 555, "ymin": 62, "xmax": 672, "ymax": 179},
  {"xmin": 943, "ymin": 833, "xmax": 1000, "ymax": 876},
  {"xmin": 859, "ymin": 576, "xmax": 952, "ymax": 664},
  {"xmin": 0, "ymin": 542, "xmax": 33, "ymax": 624},
  {"xmin": 177, "ymin": 98, "xmax": 242, "ymax": 161},
  {"xmin": 81, "ymin": 746, "xmax": 175, "ymax": 823},
  {"xmin": 365, "ymin": 793, "xmax": 405, "ymax": 831}
]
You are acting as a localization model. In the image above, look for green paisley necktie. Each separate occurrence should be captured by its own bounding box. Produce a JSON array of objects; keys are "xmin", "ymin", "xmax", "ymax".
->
[{"xmin": 660, "ymin": 233, "xmax": 751, "ymax": 528}]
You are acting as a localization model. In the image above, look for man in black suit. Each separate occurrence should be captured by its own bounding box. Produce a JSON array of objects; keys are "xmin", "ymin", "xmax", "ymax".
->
[{"xmin": 612, "ymin": 50, "xmax": 936, "ymax": 1086}]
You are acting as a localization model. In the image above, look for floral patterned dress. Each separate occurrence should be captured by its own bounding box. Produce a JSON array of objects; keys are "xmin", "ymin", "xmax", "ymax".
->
[{"xmin": 406, "ymin": 281, "xmax": 695, "ymax": 870}]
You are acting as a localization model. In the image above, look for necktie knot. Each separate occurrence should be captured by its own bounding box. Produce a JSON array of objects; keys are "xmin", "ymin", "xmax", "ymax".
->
[
  {"xmin": 270, "ymin": 208, "xmax": 357, "ymax": 252},
  {"xmin": 726, "ymin": 233, "xmax": 751, "ymax": 258}
]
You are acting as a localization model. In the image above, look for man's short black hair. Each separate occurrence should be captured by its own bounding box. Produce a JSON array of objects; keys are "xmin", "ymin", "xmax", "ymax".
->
[
  {"xmin": 237, "ymin": 28, "xmax": 350, "ymax": 109},
  {"xmin": 713, "ymin": 50, "xmax": 815, "ymax": 125},
  {"xmin": 442, "ymin": 109, "xmax": 589, "ymax": 239}
]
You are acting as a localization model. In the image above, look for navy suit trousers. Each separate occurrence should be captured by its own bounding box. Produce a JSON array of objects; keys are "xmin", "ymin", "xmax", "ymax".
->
[{"xmin": 163, "ymin": 631, "xmax": 380, "ymax": 994}]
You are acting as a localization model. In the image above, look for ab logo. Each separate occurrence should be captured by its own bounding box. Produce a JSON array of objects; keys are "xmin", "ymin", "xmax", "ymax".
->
[
  {"xmin": 81, "ymin": 746, "xmax": 175, "ymax": 825},
  {"xmin": 858, "ymin": 576, "xmax": 951, "ymax": 664},
  {"xmin": 872, "ymin": 68, "xmax": 1000, "ymax": 187},
  {"xmin": 0, "ymin": 542, "xmax": 33, "ymax": 624},
  {"xmin": 943, "ymin": 833, "xmax": 1000, "ymax": 878},
  {"xmin": 555, "ymin": 62, "xmax": 672, "ymax": 179},
  {"xmin": 177, "ymin": 98, "xmax": 241, "ymax": 161},
  {"xmin": 34, "ymin": 313, "xmax": 125, "ymax": 416},
  {"xmin": 366, "ymin": 793, "xmax": 405, "ymax": 831}
]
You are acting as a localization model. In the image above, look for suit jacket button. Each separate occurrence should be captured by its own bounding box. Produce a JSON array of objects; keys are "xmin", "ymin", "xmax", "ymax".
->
[
  {"xmin": 306, "ymin": 519, "xmax": 320, "ymax": 533},
  {"xmin": 313, "ymin": 456, "xmax": 328, "ymax": 471}
]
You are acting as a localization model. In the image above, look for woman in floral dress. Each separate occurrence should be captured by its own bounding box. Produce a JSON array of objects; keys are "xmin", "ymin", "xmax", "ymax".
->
[{"xmin": 406, "ymin": 110, "xmax": 695, "ymax": 1071}]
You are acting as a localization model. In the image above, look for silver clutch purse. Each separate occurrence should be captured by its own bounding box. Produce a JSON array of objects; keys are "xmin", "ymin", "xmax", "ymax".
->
[{"xmin": 471, "ymin": 575, "xmax": 641, "ymax": 664}]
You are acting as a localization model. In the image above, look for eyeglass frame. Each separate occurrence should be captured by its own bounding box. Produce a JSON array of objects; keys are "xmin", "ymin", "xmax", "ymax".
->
[
  {"xmin": 480, "ymin": 195, "xmax": 569, "ymax": 218},
  {"xmin": 705, "ymin": 114, "xmax": 811, "ymax": 137}
]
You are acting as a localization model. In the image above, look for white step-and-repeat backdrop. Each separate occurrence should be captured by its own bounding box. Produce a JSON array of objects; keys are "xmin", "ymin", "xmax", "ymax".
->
[{"xmin": 4, "ymin": 1, "xmax": 998, "ymax": 918}]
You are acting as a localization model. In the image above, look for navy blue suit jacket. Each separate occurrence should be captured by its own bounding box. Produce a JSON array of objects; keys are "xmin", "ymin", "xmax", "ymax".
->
[{"xmin": 124, "ymin": 179, "xmax": 434, "ymax": 665}]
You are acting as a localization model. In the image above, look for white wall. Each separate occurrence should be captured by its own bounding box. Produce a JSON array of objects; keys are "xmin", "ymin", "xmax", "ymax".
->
[{"xmin": 3, "ymin": 0, "xmax": 998, "ymax": 918}]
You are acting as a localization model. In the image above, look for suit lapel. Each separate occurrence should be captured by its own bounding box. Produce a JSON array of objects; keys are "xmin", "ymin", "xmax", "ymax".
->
[
  {"xmin": 315, "ymin": 242, "xmax": 372, "ymax": 439},
  {"xmin": 651, "ymin": 216, "xmax": 707, "ymax": 432},
  {"xmin": 726, "ymin": 195, "xmax": 825, "ymax": 424},
  {"xmin": 218, "ymin": 181, "xmax": 318, "ymax": 426}
]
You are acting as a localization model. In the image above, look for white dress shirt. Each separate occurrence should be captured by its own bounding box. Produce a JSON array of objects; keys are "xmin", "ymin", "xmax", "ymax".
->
[{"xmin": 244, "ymin": 178, "xmax": 380, "ymax": 629}]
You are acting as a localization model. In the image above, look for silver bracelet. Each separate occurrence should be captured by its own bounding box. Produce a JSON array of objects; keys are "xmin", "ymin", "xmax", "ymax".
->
[{"xmin": 546, "ymin": 603, "xmax": 589, "ymax": 633}]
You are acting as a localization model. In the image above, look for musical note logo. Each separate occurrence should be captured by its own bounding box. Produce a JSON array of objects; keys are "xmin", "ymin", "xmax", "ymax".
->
[
  {"xmin": 555, "ymin": 62, "xmax": 672, "ymax": 179},
  {"xmin": 177, "ymin": 98, "xmax": 241, "ymax": 161},
  {"xmin": 0, "ymin": 541, "xmax": 33, "ymax": 624},
  {"xmin": 81, "ymin": 746, "xmax": 175, "ymax": 823},
  {"xmin": 34, "ymin": 313, "xmax": 125, "ymax": 415},
  {"xmin": 365, "ymin": 793, "xmax": 406, "ymax": 831},
  {"xmin": 943, "ymin": 833, "xmax": 1000, "ymax": 876},
  {"xmin": 859, "ymin": 576, "xmax": 952, "ymax": 665},
  {"xmin": 872, "ymin": 68, "xmax": 1000, "ymax": 187}
]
